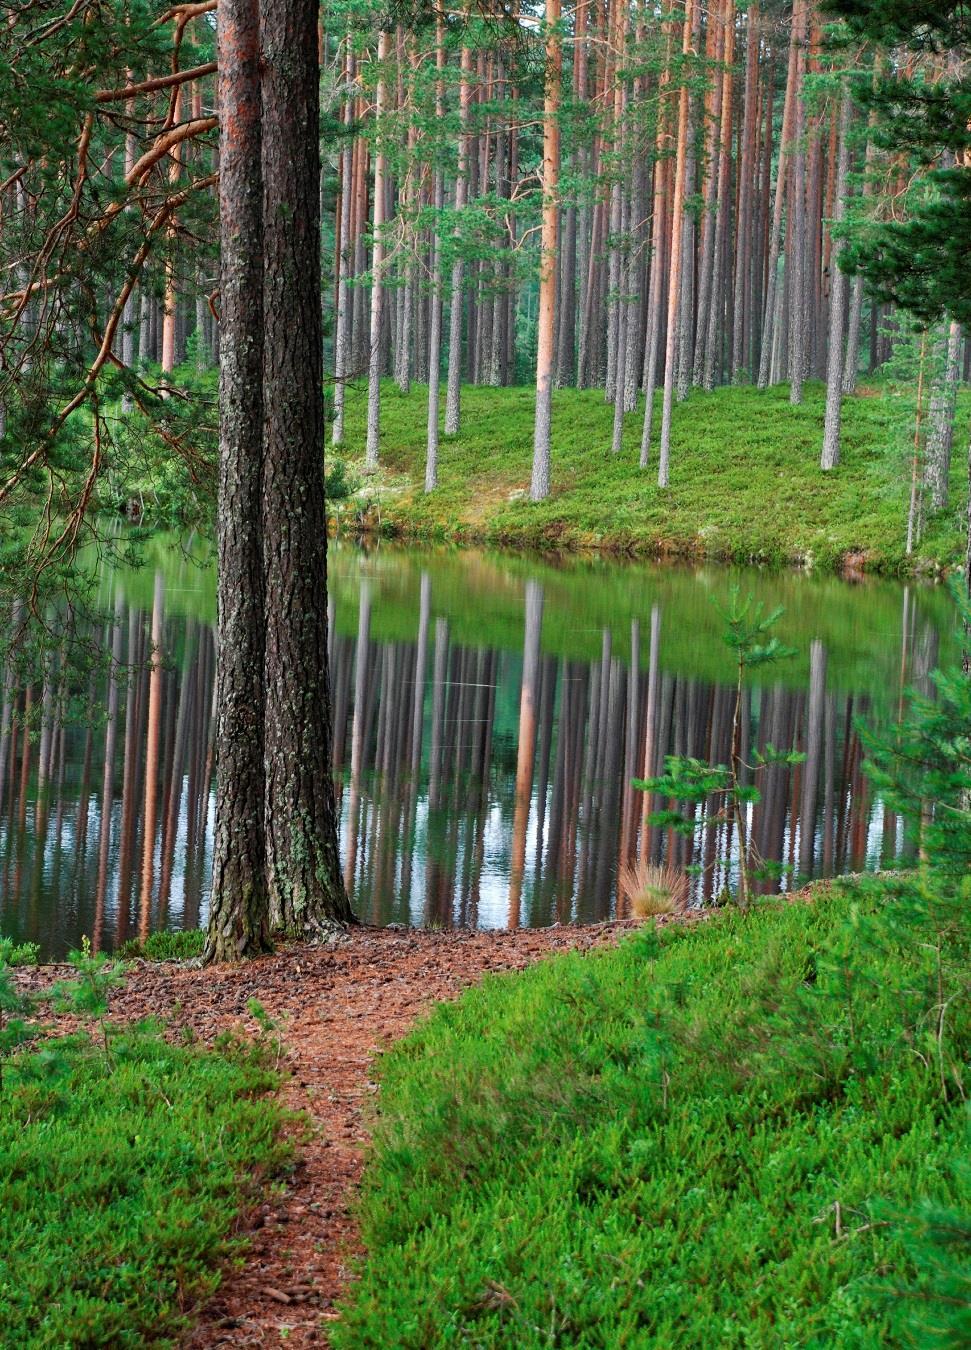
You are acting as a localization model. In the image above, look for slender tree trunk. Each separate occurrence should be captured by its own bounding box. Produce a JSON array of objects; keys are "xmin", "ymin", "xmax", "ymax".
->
[
  {"xmin": 332, "ymin": 44, "xmax": 354, "ymax": 446},
  {"xmin": 425, "ymin": 17, "xmax": 446, "ymax": 490},
  {"xmin": 703, "ymin": 0, "xmax": 735, "ymax": 390},
  {"xmin": 365, "ymin": 30, "xmax": 391, "ymax": 471},
  {"xmin": 160, "ymin": 88, "xmax": 183, "ymax": 379},
  {"xmin": 692, "ymin": 2, "xmax": 725, "ymax": 388},
  {"xmin": 261, "ymin": 0, "xmax": 353, "ymax": 933},
  {"xmin": 445, "ymin": 42, "xmax": 473, "ymax": 436},
  {"xmin": 206, "ymin": 0, "xmax": 271, "ymax": 962},
  {"xmin": 530, "ymin": 0, "xmax": 561, "ymax": 502},
  {"xmin": 731, "ymin": 4, "xmax": 759, "ymax": 382},
  {"xmin": 758, "ymin": 1, "xmax": 801, "ymax": 389},
  {"xmin": 658, "ymin": 0, "xmax": 694, "ymax": 487},
  {"xmin": 787, "ymin": 12, "xmax": 808, "ymax": 406},
  {"xmin": 821, "ymin": 85, "xmax": 853, "ymax": 471},
  {"xmin": 905, "ymin": 332, "xmax": 929, "ymax": 557},
  {"xmin": 925, "ymin": 319, "xmax": 961, "ymax": 510}
]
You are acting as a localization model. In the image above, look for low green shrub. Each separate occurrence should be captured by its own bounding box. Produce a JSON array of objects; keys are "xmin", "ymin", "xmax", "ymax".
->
[
  {"xmin": 2, "ymin": 939, "xmax": 40, "ymax": 968},
  {"xmin": 0, "ymin": 941, "xmax": 289, "ymax": 1346},
  {"xmin": 334, "ymin": 875, "xmax": 970, "ymax": 1347},
  {"xmin": 118, "ymin": 929, "xmax": 206, "ymax": 962}
]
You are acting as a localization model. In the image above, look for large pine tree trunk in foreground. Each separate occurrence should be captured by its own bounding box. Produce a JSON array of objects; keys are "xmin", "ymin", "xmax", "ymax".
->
[
  {"xmin": 206, "ymin": 0, "xmax": 271, "ymax": 963},
  {"xmin": 261, "ymin": 0, "xmax": 353, "ymax": 934}
]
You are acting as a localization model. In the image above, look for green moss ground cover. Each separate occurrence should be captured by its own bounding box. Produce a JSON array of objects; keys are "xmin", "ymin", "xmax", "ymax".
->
[
  {"xmin": 335, "ymin": 876, "xmax": 970, "ymax": 1347},
  {"xmin": 335, "ymin": 380, "xmax": 968, "ymax": 573},
  {"xmin": 0, "ymin": 1021, "xmax": 288, "ymax": 1346}
]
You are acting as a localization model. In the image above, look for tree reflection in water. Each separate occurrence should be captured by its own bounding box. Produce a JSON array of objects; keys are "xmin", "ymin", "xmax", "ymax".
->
[{"xmin": 0, "ymin": 543, "xmax": 948, "ymax": 957}]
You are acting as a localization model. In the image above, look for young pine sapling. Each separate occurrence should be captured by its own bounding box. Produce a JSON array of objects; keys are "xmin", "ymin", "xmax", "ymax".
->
[{"xmin": 634, "ymin": 588, "xmax": 804, "ymax": 908}]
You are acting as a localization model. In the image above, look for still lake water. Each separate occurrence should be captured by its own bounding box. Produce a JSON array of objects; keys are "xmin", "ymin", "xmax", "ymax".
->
[{"xmin": 0, "ymin": 537, "xmax": 959, "ymax": 958}]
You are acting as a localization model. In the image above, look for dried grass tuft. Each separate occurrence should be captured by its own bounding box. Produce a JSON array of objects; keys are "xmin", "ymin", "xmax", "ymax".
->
[{"xmin": 618, "ymin": 860, "xmax": 691, "ymax": 919}]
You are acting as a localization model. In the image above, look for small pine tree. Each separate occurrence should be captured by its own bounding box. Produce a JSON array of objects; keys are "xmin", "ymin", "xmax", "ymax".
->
[{"xmin": 634, "ymin": 588, "xmax": 804, "ymax": 908}]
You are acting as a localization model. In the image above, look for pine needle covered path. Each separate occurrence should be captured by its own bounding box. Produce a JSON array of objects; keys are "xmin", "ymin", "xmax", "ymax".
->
[{"xmin": 19, "ymin": 923, "xmax": 639, "ymax": 1346}]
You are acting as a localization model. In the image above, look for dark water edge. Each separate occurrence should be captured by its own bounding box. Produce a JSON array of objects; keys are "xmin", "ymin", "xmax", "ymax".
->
[{"xmin": 0, "ymin": 535, "xmax": 959, "ymax": 959}]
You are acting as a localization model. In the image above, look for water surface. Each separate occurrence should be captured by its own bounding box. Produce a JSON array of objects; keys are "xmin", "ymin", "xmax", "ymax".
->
[{"xmin": 0, "ymin": 538, "xmax": 957, "ymax": 957}]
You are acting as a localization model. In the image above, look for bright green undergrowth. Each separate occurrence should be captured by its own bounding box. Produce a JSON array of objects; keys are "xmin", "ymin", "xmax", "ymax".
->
[
  {"xmin": 335, "ymin": 876, "xmax": 970, "ymax": 1347},
  {"xmin": 336, "ymin": 381, "xmax": 968, "ymax": 573},
  {"xmin": 0, "ymin": 1021, "xmax": 289, "ymax": 1346},
  {"xmin": 118, "ymin": 928, "xmax": 206, "ymax": 961},
  {"xmin": 2, "ymin": 940, "xmax": 40, "ymax": 967}
]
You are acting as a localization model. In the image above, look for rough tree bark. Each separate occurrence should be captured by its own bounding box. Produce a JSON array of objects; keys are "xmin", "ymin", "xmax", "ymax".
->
[
  {"xmin": 205, "ymin": 0, "xmax": 271, "ymax": 963},
  {"xmin": 261, "ymin": 0, "xmax": 354, "ymax": 934}
]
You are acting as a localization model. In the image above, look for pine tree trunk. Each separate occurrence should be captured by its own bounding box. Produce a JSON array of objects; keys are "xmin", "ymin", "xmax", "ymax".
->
[
  {"xmin": 731, "ymin": 4, "xmax": 759, "ymax": 382},
  {"xmin": 261, "ymin": 0, "xmax": 353, "ymax": 934},
  {"xmin": 692, "ymin": 1, "xmax": 725, "ymax": 387},
  {"xmin": 757, "ymin": 1, "xmax": 800, "ymax": 389},
  {"xmin": 702, "ymin": 0, "xmax": 734, "ymax": 391},
  {"xmin": 787, "ymin": 11, "xmax": 808, "ymax": 406},
  {"xmin": 658, "ymin": 0, "xmax": 694, "ymax": 487},
  {"xmin": 206, "ymin": 0, "xmax": 271, "ymax": 962},
  {"xmin": 445, "ymin": 43, "xmax": 473, "ymax": 436},
  {"xmin": 529, "ymin": 0, "xmax": 561, "ymax": 502},
  {"xmin": 332, "ymin": 45, "xmax": 354, "ymax": 445},
  {"xmin": 925, "ymin": 319, "xmax": 961, "ymax": 510},
  {"xmin": 425, "ymin": 17, "xmax": 446, "ymax": 490},
  {"xmin": 365, "ymin": 30, "xmax": 391, "ymax": 471},
  {"xmin": 821, "ymin": 85, "xmax": 852, "ymax": 470}
]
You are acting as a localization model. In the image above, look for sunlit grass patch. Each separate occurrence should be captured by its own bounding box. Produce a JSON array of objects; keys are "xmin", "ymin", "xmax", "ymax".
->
[{"xmin": 337, "ymin": 381, "xmax": 967, "ymax": 573}]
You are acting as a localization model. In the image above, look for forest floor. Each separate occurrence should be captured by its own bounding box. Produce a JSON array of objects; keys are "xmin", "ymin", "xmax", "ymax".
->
[
  {"xmin": 333, "ymin": 380, "xmax": 968, "ymax": 574},
  {"xmin": 17, "ymin": 921, "xmax": 644, "ymax": 1346}
]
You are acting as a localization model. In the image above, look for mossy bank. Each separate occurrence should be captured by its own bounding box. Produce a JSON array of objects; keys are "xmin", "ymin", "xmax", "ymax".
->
[{"xmin": 332, "ymin": 381, "xmax": 968, "ymax": 574}]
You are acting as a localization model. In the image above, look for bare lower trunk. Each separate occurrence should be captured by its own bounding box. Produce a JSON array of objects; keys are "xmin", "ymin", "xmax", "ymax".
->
[
  {"xmin": 658, "ymin": 0, "xmax": 694, "ymax": 487},
  {"xmin": 444, "ymin": 44, "xmax": 472, "ymax": 437},
  {"xmin": 261, "ymin": 0, "xmax": 353, "ymax": 934},
  {"xmin": 821, "ymin": 86, "xmax": 852, "ymax": 471},
  {"xmin": 925, "ymin": 319, "xmax": 961, "ymax": 511},
  {"xmin": 332, "ymin": 45, "xmax": 354, "ymax": 446},
  {"xmin": 365, "ymin": 31, "xmax": 391, "ymax": 472},
  {"xmin": 425, "ymin": 20, "xmax": 446, "ymax": 490},
  {"xmin": 206, "ymin": 0, "xmax": 271, "ymax": 962},
  {"xmin": 530, "ymin": 0, "xmax": 561, "ymax": 502},
  {"xmin": 757, "ymin": 2, "xmax": 801, "ymax": 389}
]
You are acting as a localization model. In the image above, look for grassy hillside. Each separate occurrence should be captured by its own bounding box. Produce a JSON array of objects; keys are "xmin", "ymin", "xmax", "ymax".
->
[
  {"xmin": 334, "ymin": 875, "xmax": 970, "ymax": 1347},
  {"xmin": 334, "ymin": 380, "xmax": 968, "ymax": 573}
]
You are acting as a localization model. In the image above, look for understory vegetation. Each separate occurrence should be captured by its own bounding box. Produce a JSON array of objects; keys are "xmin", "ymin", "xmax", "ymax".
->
[
  {"xmin": 335, "ymin": 381, "xmax": 968, "ymax": 573},
  {"xmin": 118, "ymin": 929, "xmax": 207, "ymax": 962},
  {"xmin": 335, "ymin": 873, "xmax": 970, "ymax": 1347},
  {"xmin": 0, "ymin": 946, "xmax": 288, "ymax": 1347}
]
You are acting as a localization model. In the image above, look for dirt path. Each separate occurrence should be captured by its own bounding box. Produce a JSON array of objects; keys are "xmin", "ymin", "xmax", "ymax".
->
[{"xmin": 28, "ymin": 923, "xmax": 628, "ymax": 1346}]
